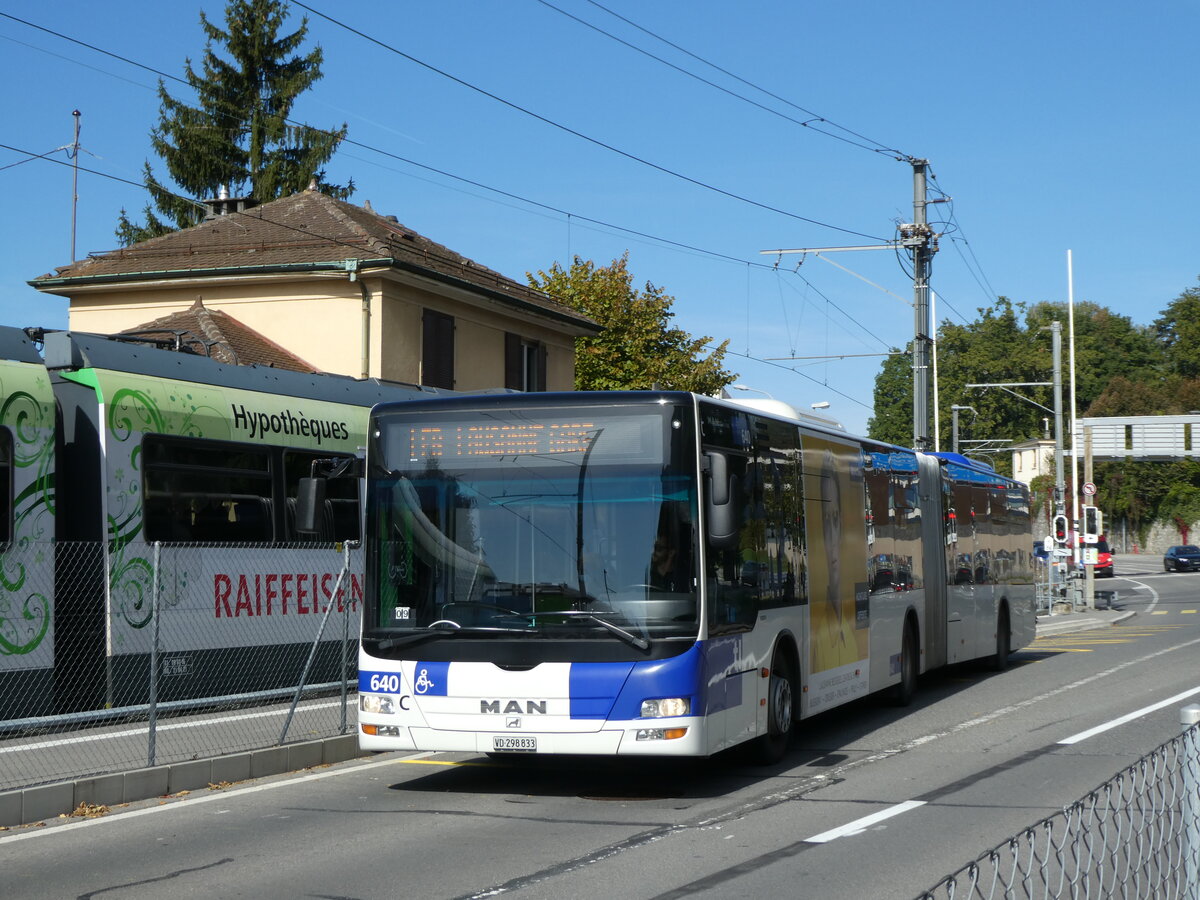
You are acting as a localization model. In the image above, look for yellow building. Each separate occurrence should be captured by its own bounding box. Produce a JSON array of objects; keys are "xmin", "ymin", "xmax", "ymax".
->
[{"xmin": 30, "ymin": 188, "xmax": 598, "ymax": 390}]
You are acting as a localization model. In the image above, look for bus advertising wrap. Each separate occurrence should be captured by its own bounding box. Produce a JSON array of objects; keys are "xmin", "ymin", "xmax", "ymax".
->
[{"xmin": 803, "ymin": 434, "xmax": 870, "ymax": 713}]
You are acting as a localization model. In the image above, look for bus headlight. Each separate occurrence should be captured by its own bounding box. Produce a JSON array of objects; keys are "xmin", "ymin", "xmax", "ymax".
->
[
  {"xmin": 360, "ymin": 695, "xmax": 395, "ymax": 715},
  {"xmin": 640, "ymin": 697, "xmax": 690, "ymax": 718}
]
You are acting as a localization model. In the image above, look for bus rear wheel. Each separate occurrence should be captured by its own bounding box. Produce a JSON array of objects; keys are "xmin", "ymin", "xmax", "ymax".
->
[
  {"xmin": 753, "ymin": 646, "xmax": 794, "ymax": 765},
  {"xmin": 991, "ymin": 608, "xmax": 1011, "ymax": 672},
  {"xmin": 890, "ymin": 623, "xmax": 918, "ymax": 707}
]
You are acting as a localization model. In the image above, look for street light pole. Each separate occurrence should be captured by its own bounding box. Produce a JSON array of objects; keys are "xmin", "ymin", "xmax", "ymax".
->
[
  {"xmin": 950, "ymin": 405, "xmax": 975, "ymax": 454},
  {"xmin": 1051, "ymin": 320, "xmax": 1065, "ymax": 519}
]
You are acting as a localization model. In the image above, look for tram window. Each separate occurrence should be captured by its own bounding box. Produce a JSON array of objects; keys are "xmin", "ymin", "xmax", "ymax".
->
[
  {"xmin": 0, "ymin": 429, "xmax": 11, "ymax": 549},
  {"xmin": 142, "ymin": 435, "xmax": 273, "ymax": 543},
  {"xmin": 284, "ymin": 451, "xmax": 360, "ymax": 542}
]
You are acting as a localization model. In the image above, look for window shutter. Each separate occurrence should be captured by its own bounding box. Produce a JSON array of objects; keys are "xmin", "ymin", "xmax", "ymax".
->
[
  {"xmin": 504, "ymin": 332, "xmax": 522, "ymax": 390},
  {"xmin": 422, "ymin": 310, "xmax": 455, "ymax": 389}
]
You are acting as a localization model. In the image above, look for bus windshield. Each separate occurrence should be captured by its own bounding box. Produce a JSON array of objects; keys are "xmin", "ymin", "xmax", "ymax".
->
[{"xmin": 365, "ymin": 401, "xmax": 699, "ymax": 645}]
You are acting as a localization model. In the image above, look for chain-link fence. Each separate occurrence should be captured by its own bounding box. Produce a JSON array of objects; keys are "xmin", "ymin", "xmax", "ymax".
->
[
  {"xmin": 0, "ymin": 541, "xmax": 361, "ymax": 792},
  {"xmin": 916, "ymin": 711, "xmax": 1200, "ymax": 900}
]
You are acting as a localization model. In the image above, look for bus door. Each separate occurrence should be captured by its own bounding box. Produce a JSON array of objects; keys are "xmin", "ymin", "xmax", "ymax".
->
[
  {"xmin": 945, "ymin": 475, "xmax": 978, "ymax": 663},
  {"xmin": 699, "ymin": 404, "xmax": 803, "ymax": 750}
]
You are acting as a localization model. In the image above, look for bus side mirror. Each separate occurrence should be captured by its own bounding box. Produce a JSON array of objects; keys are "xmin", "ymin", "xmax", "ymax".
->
[
  {"xmin": 296, "ymin": 477, "xmax": 326, "ymax": 535},
  {"xmin": 705, "ymin": 451, "xmax": 742, "ymax": 548}
]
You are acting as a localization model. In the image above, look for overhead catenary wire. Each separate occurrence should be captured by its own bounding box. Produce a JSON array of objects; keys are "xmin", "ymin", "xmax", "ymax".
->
[
  {"xmin": 576, "ymin": 0, "xmax": 908, "ymax": 161},
  {"xmin": 0, "ymin": 8, "xmax": 909, "ymax": 358},
  {"xmin": 712, "ymin": 345, "xmax": 874, "ymax": 411},
  {"xmin": 0, "ymin": 122, "xmax": 900, "ymax": 356},
  {"xmin": 3, "ymin": 140, "xmax": 887, "ymax": 398},
  {"xmin": 533, "ymin": 0, "xmax": 907, "ymax": 160},
  {"xmin": 288, "ymin": 1, "xmax": 886, "ymax": 243},
  {"xmin": 1, "ymin": 10, "xmax": 924, "ymax": 401},
  {"xmin": 1, "ymin": 7, "xmax": 889, "ymax": 244}
]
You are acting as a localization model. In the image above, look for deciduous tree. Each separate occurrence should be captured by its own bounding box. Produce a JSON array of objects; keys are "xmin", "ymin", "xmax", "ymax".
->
[
  {"xmin": 529, "ymin": 254, "xmax": 735, "ymax": 394},
  {"xmin": 1154, "ymin": 281, "xmax": 1200, "ymax": 379}
]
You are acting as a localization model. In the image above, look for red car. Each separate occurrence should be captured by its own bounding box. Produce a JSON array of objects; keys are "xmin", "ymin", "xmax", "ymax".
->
[{"xmin": 1094, "ymin": 538, "xmax": 1113, "ymax": 578}]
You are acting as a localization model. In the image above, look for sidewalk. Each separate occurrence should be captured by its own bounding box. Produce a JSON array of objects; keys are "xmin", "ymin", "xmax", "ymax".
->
[
  {"xmin": 1036, "ymin": 605, "xmax": 1135, "ymax": 637},
  {"xmin": 1033, "ymin": 551, "xmax": 1153, "ymax": 637}
]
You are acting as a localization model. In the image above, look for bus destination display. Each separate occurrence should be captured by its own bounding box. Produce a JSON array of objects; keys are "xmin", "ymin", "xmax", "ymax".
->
[{"xmin": 407, "ymin": 421, "xmax": 600, "ymax": 459}]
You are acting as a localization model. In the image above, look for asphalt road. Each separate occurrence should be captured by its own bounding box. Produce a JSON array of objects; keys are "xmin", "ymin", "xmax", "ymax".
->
[{"xmin": 3, "ymin": 562, "xmax": 1199, "ymax": 899}]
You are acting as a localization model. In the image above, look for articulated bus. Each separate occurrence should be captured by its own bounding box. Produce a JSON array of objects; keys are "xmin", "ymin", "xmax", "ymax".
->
[
  {"xmin": 354, "ymin": 391, "xmax": 1036, "ymax": 762},
  {"xmin": 0, "ymin": 328, "xmax": 453, "ymax": 720}
]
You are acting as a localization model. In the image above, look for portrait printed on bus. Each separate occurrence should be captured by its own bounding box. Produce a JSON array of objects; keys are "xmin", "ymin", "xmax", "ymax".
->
[{"xmin": 803, "ymin": 436, "xmax": 870, "ymax": 710}]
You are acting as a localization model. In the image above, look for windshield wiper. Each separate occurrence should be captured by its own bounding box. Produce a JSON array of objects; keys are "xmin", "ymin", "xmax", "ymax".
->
[
  {"xmin": 530, "ymin": 611, "xmax": 651, "ymax": 651},
  {"xmin": 372, "ymin": 624, "xmax": 529, "ymax": 652}
]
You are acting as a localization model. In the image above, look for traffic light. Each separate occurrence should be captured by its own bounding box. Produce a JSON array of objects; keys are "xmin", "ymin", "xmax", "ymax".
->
[
  {"xmin": 1053, "ymin": 514, "xmax": 1069, "ymax": 544},
  {"xmin": 1083, "ymin": 506, "xmax": 1101, "ymax": 544}
]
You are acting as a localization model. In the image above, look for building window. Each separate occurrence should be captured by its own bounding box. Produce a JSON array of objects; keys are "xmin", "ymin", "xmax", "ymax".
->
[
  {"xmin": 422, "ymin": 310, "xmax": 455, "ymax": 389},
  {"xmin": 505, "ymin": 332, "xmax": 547, "ymax": 392}
]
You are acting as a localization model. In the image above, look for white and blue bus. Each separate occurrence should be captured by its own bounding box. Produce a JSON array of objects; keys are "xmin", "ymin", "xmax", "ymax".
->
[{"xmin": 354, "ymin": 391, "xmax": 1035, "ymax": 762}]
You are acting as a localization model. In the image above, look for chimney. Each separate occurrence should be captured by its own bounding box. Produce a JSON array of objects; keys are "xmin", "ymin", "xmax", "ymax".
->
[{"xmin": 203, "ymin": 187, "xmax": 259, "ymax": 220}]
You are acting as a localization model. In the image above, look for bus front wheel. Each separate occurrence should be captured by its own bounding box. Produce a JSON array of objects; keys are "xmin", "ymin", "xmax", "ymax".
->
[{"xmin": 753, "ymin": 646, "xmax": 794, "ymax": 765}]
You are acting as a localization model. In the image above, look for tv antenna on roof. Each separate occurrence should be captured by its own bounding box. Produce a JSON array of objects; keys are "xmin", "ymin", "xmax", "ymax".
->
[{"xmin": 65, "ymin": 110, "xmax": 101, "ymax": 262}]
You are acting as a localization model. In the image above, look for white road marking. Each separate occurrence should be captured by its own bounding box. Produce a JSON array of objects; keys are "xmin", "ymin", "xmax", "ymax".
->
[
  {"xmin": 1058, "ymin": 685, "xmax": 1200, "ymax": 745},
  {"xmin": 805, "ymin": 800, "xmax": 926, "ymax": 843},
  {"xmin": 1123, "ymin": 578, "xmax": 1158, "ymax": 613}
]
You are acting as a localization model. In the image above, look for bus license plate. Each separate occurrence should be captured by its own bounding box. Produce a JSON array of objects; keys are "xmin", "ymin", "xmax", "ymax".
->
[{"xmin": 492, "ymin": 736, "xmax": 537, "ymax": 752}]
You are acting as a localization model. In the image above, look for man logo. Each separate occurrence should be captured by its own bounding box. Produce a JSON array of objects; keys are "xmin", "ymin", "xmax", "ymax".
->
[
  {"xmin": 506, "ymin": 718, "xmax": 521, "ymax": 729},
  {"xmin": 480, "ymin": 699, "xmax": 547, "ymax": 715}
]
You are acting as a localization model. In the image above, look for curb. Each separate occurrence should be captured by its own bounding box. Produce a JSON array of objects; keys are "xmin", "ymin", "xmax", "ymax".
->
[
  {"xmin": 0, "ymin": 733, "xmax": 370, "ymax": 828},
  {"xmin": 1036, "ymin": 610, "xmax": 1137, "ymax": 637}
]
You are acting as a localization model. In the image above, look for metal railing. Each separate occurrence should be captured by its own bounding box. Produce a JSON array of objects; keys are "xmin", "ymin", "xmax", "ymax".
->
[
  {"xmin": 0, "ymin": 540, "xmax": 360, "ymax": 791},
  {"xmin": 916, "ymin": 707, "xmax": 1200, "ymax": 900}
]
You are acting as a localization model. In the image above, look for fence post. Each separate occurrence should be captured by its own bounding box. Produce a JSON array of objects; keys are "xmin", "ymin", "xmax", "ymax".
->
[
  {"xmin": 280, "ymin": 542, "xmax": 351, "ymax": 745},
  {"xmin": 1183, "ymin": 704, "xmax": 1200, "ymax": 899},
  {"xmin": 147, "ymin": 541, "xmax": 161, "ymax": 769},
  {"xmin": 340, "ymin": 539, "xmax": 351, "ymax": 735}
]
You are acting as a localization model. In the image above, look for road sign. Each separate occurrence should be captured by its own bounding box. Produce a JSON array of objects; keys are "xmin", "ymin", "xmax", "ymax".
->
[{"xmin": 1082, "ymin": 482, "xmax": 1096, "ymax": 496}]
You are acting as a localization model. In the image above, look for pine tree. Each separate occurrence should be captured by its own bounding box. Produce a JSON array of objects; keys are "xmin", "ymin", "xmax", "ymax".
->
[{"xmin": 117, "ymin": 0, "xmax": 350, "ymax": 245}]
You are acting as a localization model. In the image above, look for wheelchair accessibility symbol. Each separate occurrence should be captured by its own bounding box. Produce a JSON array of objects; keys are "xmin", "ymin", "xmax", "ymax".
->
[{"xmin": 414, "ymin": 668, "xmax": 436, "ymax": 695}]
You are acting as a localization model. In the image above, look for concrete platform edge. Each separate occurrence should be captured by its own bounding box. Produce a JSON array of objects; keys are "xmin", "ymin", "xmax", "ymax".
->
[{"xmin": 0, "ymin": 733, "xmax": 367, "ymax": 828}]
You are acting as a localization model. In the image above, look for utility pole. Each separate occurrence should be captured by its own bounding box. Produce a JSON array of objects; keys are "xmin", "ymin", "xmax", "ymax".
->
[
  {"xmin": 760, "ymin": 157, "xmax": 941, "ymax": 450},
  {"xmin": 904, "ymin": 160, "xmax": 937, "ymax": 450}
]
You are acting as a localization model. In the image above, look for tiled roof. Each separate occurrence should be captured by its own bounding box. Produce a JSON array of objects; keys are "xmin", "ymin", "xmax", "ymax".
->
[
  {"xmin": 120, "ymin": 299, "xmax": 317, "ymax": 372},
  {"xmin": 32, "ymin": 189, "xmax": 598, "ymax": 332}
]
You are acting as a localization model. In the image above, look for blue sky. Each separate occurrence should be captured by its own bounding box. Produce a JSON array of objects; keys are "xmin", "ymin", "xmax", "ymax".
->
[{"xmin": 2, "ymin": 1, "xmax": 1197, "ymax": 436}]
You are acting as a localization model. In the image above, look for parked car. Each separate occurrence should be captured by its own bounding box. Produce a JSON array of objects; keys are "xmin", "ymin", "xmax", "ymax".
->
[{"xmin": 1163, "ymin": 545, "xmax": 1200, "ymax": 572}]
